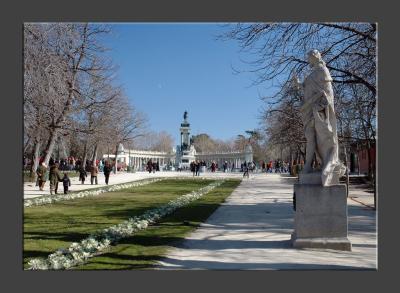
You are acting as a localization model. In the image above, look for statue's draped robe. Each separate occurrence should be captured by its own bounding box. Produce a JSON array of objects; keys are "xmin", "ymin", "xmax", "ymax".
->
[{"xmin": 301, "ymin": 63, "xmax": 345, "ymax": 186}]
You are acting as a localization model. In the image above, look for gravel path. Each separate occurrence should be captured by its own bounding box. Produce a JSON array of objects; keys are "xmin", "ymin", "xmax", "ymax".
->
[
  {"xmin": 24, "ymin": 171, "xmax": 244, "ymax": 199},
  {"xmin": 157, "ymin": 174, "xmax": 376, "ymax": 270}
]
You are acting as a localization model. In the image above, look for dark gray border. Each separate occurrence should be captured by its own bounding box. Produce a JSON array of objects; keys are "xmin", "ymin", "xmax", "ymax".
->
[{"xmin": 1, "ymin": 0, "xmax": 397, "ymax": 292}]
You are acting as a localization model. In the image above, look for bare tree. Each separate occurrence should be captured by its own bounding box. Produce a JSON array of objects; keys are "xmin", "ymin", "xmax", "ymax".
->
[
  {"xmin": 221, "ymin": 22, "xmax": 376, "ymax": 177},
  {"xmin": 28, "ymin": 23, "xmax": 113, "ymax": 166},
  {"xmin": 104, "ymin": 95, "xmax": 147, "ymax": 173},
  {"xmin": 191, "ymin": 133, "xmax": 235, "ymax": 153},
  {"xmin": 24, "ymin": 23, "xmax": 151, "ymax": 183},
  {"xmin": 71, "ymin": 74, "xmax": 122, "ymax": 167},
  {"xmin": 133, "ymin": 131, "xmax": 174, "ymax": 152},
  {"xmin": 24, "ymin": 24, "xmax": 69, "ymax": 179},
  {"xmin": 220, "ymin": 23, "xmax": 376, "ymax": 97}
]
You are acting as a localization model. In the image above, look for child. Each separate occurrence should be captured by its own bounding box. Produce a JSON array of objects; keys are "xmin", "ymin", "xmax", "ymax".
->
[{"xmin": 62, "ymin": 173, "xmax": 71, "ymax": 194}]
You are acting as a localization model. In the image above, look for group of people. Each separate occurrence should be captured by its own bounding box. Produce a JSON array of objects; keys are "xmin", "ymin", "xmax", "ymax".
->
[
  {"xmin": 77, "ymin": 160, "xmax": 112, "ymax": 185},
  {"xmin": 261, "ymin": 160, "xmax": 289, "ymax": 173},
  {"xmin": 210, "ymin": 161, "xmax": 238, "ymax": 173},
  {"xmin": 146, "ymin": 159, "xmax": 160, "ymax": 174},
  {"xmin": 35, "ymin": 158, "xmax": 114, "ymax": 195},
  {"xmin": 190, "ymin": 160, "xmax": 206, "ymax": 176},
  {"xmin": 241, "ymin": 161, "xmax": 256, "ymax": 178},
  {"xmin": 259, "ymin": 160, "xmax": 305, "ymax": 176},
  {"xmin": 26, "ymin": 155, "xmax": 110, "ymax": 173},
  {"xmin": 36, "ymin": 162, "xmax": 71, "ymax": 195}
]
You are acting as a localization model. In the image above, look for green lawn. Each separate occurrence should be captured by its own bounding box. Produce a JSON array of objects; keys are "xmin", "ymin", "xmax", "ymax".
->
[
  {"xmin": 75, "ymin": 179, "xmax": 241, "ymax": 270},
  {"xmin": 24, "ymin": 178, "xmax": 216, "ymax": 268}
]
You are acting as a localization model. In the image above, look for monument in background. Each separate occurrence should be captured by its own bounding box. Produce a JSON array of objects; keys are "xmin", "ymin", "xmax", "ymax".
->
[
  {"xmin": 176, "ymin": 111, "xmax": 196, "ymax": 168},
  {"xmin": 104, "ymin": 110, "xmax": 253, "ymax": 171},
  {"xmin": 291, "ymin": 50, "xmax": 351, "ymax": 251}
]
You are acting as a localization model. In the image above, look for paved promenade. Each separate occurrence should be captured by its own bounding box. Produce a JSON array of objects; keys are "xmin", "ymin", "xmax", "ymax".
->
[
  {"xmin": 157, "ymin": 174, "xmax": 376, "ymax": 270},
  {"xmin": 23, "ymin": 171, "xmax": 244, "ymax": 199}
]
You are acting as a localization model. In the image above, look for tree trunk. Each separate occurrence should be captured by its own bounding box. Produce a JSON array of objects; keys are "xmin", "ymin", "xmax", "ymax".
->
[
  {"xmin": 24, "ymin": 136, "xmax": 31, "ymax": 154},
  {"xmin": 92, "ymin": 144, "xmax": 98, "ymax": 166},
  {"xmin": 82, "ymin": 140, "xmax": 88, "ymax": 170},
  {"xmin": 29, "ymin": 138, "xmax": 41, "ymax": 182},
  {"xmin": 343, "ymin": 145, "xmax": 349, "ymax": 197},
  {"xmin": 128, "ymin": 148, "xmax": 131, "ymax": 169},
  {"xmin": 43, "ymin": 78, "xmax": 76, "ymax": 166},
  {"xmin": 114, "ymin": 144, "xmax": 119, "ymax": 174},
  {"xmin": 365, "ymin": 140, "xmax": 376, "ymax": 210},
  {"xmin": 289, "ymin": 148, "xmax": 294, "ymax": 176},
  {"xmin": 43, "ymin": 130, "xmax": 58, "ymax": 166},
  {"xmin": 366, "ymin": 140, "xmax": 373, "ymax": 181}
]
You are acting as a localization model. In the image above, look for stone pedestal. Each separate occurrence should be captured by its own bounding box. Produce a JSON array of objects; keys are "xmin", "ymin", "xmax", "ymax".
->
[{"xmin": 291, "ymin": 175, "xmax": 351, "ymax": 251}]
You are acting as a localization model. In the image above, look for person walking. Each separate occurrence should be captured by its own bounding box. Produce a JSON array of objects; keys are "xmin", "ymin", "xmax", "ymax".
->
[
  {"xmin": 49, "ymin": 163, "xmax": 62, "ymax": 195},
  {"xmin": 147, "ymin": 159, "xmax": 153, "ymax": 174},
  {"xmin": 90, "ymin": 163, "xmax": 99, "ymax": 185},
  {"xmin": 36, "ymin": 162, "xmax": 48, "ymax": 191},
  {"xmin": 79, "ymin": 165, "xmax": 87, "ymax": 184},
  {"xmin": 195, "ymin": 160, "xmax": 200, "ymax": 176},
  {"xmin": 103, "ymin": 161, "xmax": 112, "ymax": 185},
  {"xmin": 211, "ymin": 161, "xmax": 216, "ymax": 173},
  {"xmin": 190, "ymin": 161, "xmax": 196, "ymax": 177},
  {"xmin": 62, "ymin": 173, "xmax": 71, "ymax": 194},
  {"xmin": 243, "ymin": 161, "xmax": 249, "ymax": 179}
]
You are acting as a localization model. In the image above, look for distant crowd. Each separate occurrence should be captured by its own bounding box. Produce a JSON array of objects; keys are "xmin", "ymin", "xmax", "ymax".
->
[
  {"xmin": 146, "ymin": 159, "xmax": 160, "ymax": 173},
  {"xmin": 260, "ymin": 160, "xmax": 305, "ymax": 176},
  {"xmin": 27, "ymin": 154, "xmax": 305, "ymax": 195}
]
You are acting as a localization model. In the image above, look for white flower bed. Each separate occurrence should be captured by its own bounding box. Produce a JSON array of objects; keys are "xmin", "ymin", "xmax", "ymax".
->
[
  {"xmin": 24, "ymin": 178, "xmax": 166, "ymax": 207},
  {"xmin": 27, "ymin": 180, "xmax": 224, "ymax": 270}
]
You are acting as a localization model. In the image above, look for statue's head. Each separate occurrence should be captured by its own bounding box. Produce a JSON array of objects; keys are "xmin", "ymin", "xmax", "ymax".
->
[{"xmin": 307, "ymin": 49, "xmax": 324, "ymax": 66}]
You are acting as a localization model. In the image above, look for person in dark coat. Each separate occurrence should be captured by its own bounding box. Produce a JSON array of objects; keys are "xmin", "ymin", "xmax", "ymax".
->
[
  {"xmin": 147, "ymin": 159, "xmax": 153, "ymax": 174},
  {"xmin": 49, "ymin": 163, "xmax": 62, "ymax": 195},
  {"xmin": 243, "ymin": 161, "xmax": 249, "ymax": 178},
  {"xmin": 211, "ymin": 162, "xmax": 216, "ymax": 173},
  {"xmin": 190, "ymin": 161, "xmax": 196, "ymax": 176},
  {"xmin": 36, "ymin": 162, "xmax": 48, "ymax": 191},
  {"xmin": 195, "ymin": 160, "xmax": 200, "ymax": 176},
  {"xmin": 62, "ymin": 173, "xmax": 71, "ymax": 194},
  {"xmin": 103, "ymin": 161, "xmax": 112, "ymax": 185},
  {"xmin": 79, "ymin": 165, "xmax": 87, "ymax": 184}
]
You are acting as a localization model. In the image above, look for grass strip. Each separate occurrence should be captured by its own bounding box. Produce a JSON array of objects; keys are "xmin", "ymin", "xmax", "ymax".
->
[
  {"xmin": 75, "ymin": 179, "xmax": 241, "ymax": 270},
  {"xmin": 24, "ymin": 178, "xmax": 214, "ymax": 268}
]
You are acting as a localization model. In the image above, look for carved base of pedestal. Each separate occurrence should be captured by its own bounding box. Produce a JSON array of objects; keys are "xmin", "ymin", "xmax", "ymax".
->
[
  {"xmin": 292, "ymin": 183, "xmax": 351, "ymax": 251},
  {"xmin": 291, "ymin": 233, "xmax": 351, "ymax": 251}
]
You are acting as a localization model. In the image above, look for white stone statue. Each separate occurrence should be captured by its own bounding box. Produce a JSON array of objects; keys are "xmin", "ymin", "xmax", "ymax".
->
[{"xmin": 292, "ymin": 49, "xmax": 346, "ymax": 186}]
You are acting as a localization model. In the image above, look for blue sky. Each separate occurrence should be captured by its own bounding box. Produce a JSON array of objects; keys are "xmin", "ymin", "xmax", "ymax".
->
[{"xmin": 102, "ymin": 23, "xmax": 267, "ymax": 145}]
